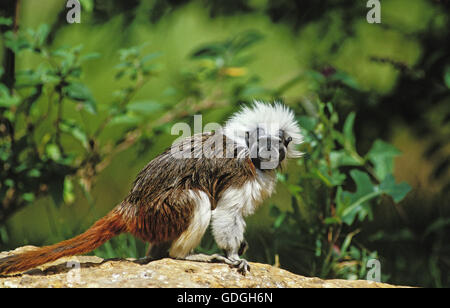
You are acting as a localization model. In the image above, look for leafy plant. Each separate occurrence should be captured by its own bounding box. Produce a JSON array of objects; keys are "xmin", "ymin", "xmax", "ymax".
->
[
  {"xmin": 0, "ymin": 20, "xmax": 162, "ymax": 223},
  {"xmin": 0, "ymin": 19, "xmax": 413, "ymax": 282},
  {"xmin": 0, "ymin": 22, "xmax": 267, "ymax": 251},
  {"xmin": 269, "ymin": 71, "xmax": 411, "ymax": 280}
]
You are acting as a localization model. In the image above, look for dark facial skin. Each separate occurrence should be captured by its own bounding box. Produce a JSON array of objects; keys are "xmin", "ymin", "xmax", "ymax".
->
[{"xmin": 245, "ymin": 127, "xmax": 292, "ymax": 170}]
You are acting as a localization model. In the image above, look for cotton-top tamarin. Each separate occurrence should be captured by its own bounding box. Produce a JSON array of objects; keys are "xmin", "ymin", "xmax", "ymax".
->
[{"xmin": 0, "ymin": 101, "xmax": 302, "ymax": 275}]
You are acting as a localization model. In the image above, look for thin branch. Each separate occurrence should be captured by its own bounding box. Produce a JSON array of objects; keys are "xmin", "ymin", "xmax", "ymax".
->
[
  {"xmin": 54, "ymin": 89, "xmax": 65, "ymax": 154},
  {"xmin": 13, "ymin": 0, "xmax": 20, "ymax": 34},
  {"xmin": 93, "ymin": 73, "xmax": 149, "ymax": 139}
]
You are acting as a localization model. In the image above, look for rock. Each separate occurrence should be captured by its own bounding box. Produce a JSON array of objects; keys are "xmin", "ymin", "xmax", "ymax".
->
[{"xmin": 0, "ymin": 246, "xmax": 405, "ymax": 288}]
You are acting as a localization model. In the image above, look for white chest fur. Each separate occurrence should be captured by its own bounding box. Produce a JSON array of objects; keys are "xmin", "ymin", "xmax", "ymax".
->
[
  {"xmin": 209, "ymin": 171, "xmax": 276, "ymax": 253},
  {"xmin": 217, "ymin": 170, "xmax": 276, "ymax": 217}
]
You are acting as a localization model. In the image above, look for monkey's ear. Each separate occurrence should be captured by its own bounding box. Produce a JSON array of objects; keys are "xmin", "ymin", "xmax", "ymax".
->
[
  {"xmin": 278, "ymin": 130, "xmax": 292, "ymax": 146},
  {"xmin": 284, "ymin": 136, "xmax": 292, "ymax": 146}
]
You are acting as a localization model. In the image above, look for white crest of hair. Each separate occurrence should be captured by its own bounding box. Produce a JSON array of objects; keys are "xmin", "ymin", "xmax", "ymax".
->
[{"xmin": 223, "ymin": 100, "xmax": 303, "ymax": 158}]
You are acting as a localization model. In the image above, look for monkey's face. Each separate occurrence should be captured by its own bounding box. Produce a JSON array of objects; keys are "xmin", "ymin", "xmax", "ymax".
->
[{"xmin": 245, "ymin": 127, "xmax": 292, "ymax": 170}]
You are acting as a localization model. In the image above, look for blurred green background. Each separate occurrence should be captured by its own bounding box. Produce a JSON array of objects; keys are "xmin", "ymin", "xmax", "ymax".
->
[{"xmin": 0, "ymin": 0, "xmax": 449, "ymax": 287}]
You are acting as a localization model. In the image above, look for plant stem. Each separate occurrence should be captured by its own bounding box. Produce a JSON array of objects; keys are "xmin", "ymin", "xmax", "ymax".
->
[
  {"xmin": 54, "ymin": 89, "xmax": 64, "ymax": 154},
  {"xmin": 93, "ymin": 73, "xmax": 149, "ymax": 139}
]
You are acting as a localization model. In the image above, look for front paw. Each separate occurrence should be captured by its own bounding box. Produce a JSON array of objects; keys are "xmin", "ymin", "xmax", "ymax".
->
[
  {"xmin": 236, "ymin": 258, "xmax": 250, "ymax": 275},
  {"xmin": 228, "ymin": 257, "xmax": 250, "ymax": 275}
]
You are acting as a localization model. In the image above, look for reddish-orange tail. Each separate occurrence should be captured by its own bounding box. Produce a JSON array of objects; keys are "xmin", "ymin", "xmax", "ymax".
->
[{"xmin": 0, "ymin": 209, "xmax": 126, "ymax": 275}]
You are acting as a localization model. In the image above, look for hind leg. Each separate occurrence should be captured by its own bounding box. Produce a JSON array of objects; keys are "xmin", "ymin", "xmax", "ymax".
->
[{"xmin": 168, "ymin": 191, "xmax": 212, "ymax": 259}]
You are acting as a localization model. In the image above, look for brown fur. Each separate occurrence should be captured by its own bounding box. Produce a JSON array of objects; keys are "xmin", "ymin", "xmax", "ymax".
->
[
  {"xmin": 120, "ymin": 132, "xmax": 256, "ymax": 243},
  {"xmin": 0, "ymin": 132, "xmax": 257, "ymax": 275}
]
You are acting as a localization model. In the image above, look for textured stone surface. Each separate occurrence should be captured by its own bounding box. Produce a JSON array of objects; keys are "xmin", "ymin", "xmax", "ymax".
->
[{"xmin": 0, "ymin": 246, "xmax": 404, "ymax": 288}]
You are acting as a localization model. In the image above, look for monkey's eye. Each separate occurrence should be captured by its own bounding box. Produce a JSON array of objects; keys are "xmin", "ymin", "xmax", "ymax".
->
[
  {"xmin": 278, "ymin": 130, "xmax": 284, "ymax": 139},
  {"xmin": 256, "ymin": 127, "xmax": 265, "ymax": 137}
]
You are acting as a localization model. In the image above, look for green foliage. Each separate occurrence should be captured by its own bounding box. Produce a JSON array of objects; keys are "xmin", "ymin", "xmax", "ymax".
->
[
  {"xmin": 0, "ymin": 14, "xmax": 424, "ymax": 283},
  {"xmin": 174, "ymin": 30, "xmax": 269, "ymax": 105},
  {"xmin": 94, "ymin": 234, "xmax": 144, "ymax": 260},
  {"xmin": 0, "ymin": 23, "xmax": 160, "ymax": 223},
  {"xmin": 0, "ymin": 24, "xmax": 267, "ymax": 243},
  {"xmin": 268, "ymin": 73, "xmax": 411, "ymax": 280}
]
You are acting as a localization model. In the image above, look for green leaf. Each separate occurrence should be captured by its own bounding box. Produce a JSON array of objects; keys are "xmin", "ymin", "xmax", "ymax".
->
[
  {"xmin": 297, "ymin": 115, "xmax": 318, "ymax": 132},
  {"xmin": 4, "ymin": 30, "xmax": 31, "ymax": 52},
  {"xmin": 0, "ymin": 17, "xmax": 13, "ymax": 26},
  {"xmin": 323, "ymin": 217, "xmax": 341, "ymax": 225},
  {"xmin": 338, "ymin": 170, "xmax": 411, "ymax": 225},
  {"xmin": 424, "ymin": 218, "xmax": 450, "ymax": 237},
  {"xmin": 337, "ymin": 169, "xmax": 379, "ymax": 225},
  {"xmin": 315, "ymin": 239, "xmax": 322, "ymax": 257},
  {"xmin": 444, "ymin": 65, "xmax": 450, "ymax": 89},
  {"xmin": 366, "ymin": 139, "xmax": 401, "ymax": 180},
  {"xmin": 51, "ymin": 48, "xmax": 73, "ymax": 59},
  {"xmin": 63, "ymin": 177, "xmax": 75, "ymax": 204},
  {"xmin": 0, "ymin": 86, "xmax": 20, "ymax": 108},
  {"xmin": 379, "ymin": 174, "xmax": 411, "ymax": 203},
  {"xmin": 276, "ymin": 172, "xmax": 287, "ymax": 183},
  {"xmin": 342, "ymin": 112, "xmax": 356, "ymax": 149},
  {"xmin": 35, "ymin": 24, "xmax": 50, "ymax": 47},
  {"xmin": 109, "ymin": 114, "xmax": 141, "ymax": 126},
  {"xmin": 313, "ymin": 165, "xmax": 346, "ymax": 187},
  {"xmin": 80, "ymin": 52, "xmax": 101, "ymax": 62},
  {"xmin": 27, "ymin": 169, "xmax": 41, "ymax": 178},
  {"xmin": 190, "ymin": 44, "xmax": 227, "ymax": 60},
  {"xmin": 140, "ymin": 52, "xmax": 162, "ymax": 64},
  {"xmin": 4, "ymin": 179, "xmax": 14, "ymax": 187},
  {"xmin": 305, "ymin": 70, "xmax": 326, "ymax": 85},
  {"xmin": 127, "ymin": 100, "xmax": 163, "ymax": 114},
  {"xmin": 287, "ymin": 184, "xmax": 303, "ymax": 196},
  {"xmin": 339, "ymin": 230, "xmax": 360, "ymax": 258},
  {"xmin": 330, "ymin": 150, "xmax": 363, "ymax": 168},
  {"xmin": 273, "ymin": 212, "xmax": 287, "ymax": 229},
  {"xmin": 114, "ymin": 70, "xmax": 127, "ymax": 80},
  {"xmin": 79, "ymin": 0, "xmax": 94, "ymax": 12},
  {"xmin": 229, "ymin": 30, "xmax": 264, "ymax": 53},
  {"xmin": 22, "ymin": 193, "xmax": 35, "ymax": 202},
  {"xmin": 240, "ymin": 85, "xmax": 269, "ymax": 97},
  {"xmin": 118, "ymin": 46, "xmax": 141, "ymax": 61},
  {"xmin": 348, "ymin": 170, "xmax": 374, "ymax": 197},
  {"xmin": 331, "ymin": 71, "xmax": 360, "ymax": 90},
  {"xmin": 63, "ymin": 82, "xmax": 97, "ymax": 114},
  {"xmin": 45, "ymin": 144, "xmax": 62, "ymax": 161},
  {"xmin": 60, "ymin": 120, "xmax": 89, "ymax": 149}
]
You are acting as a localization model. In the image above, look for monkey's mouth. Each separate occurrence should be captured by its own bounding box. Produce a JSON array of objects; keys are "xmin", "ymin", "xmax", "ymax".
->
[{"xmin": 249, "ymin": 138, "xmax": 287, "ymax": 171}]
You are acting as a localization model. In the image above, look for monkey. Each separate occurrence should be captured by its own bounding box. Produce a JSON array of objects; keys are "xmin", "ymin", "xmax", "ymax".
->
[{"xmin": 0, "ymin": 101, "xmax": 302, "ymax": 275}]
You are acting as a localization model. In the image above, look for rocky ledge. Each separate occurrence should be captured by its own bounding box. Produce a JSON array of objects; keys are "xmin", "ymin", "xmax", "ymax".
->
[{"xmin": 0, "ymin": 246, "xmax": 405, "ymax": 288}]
